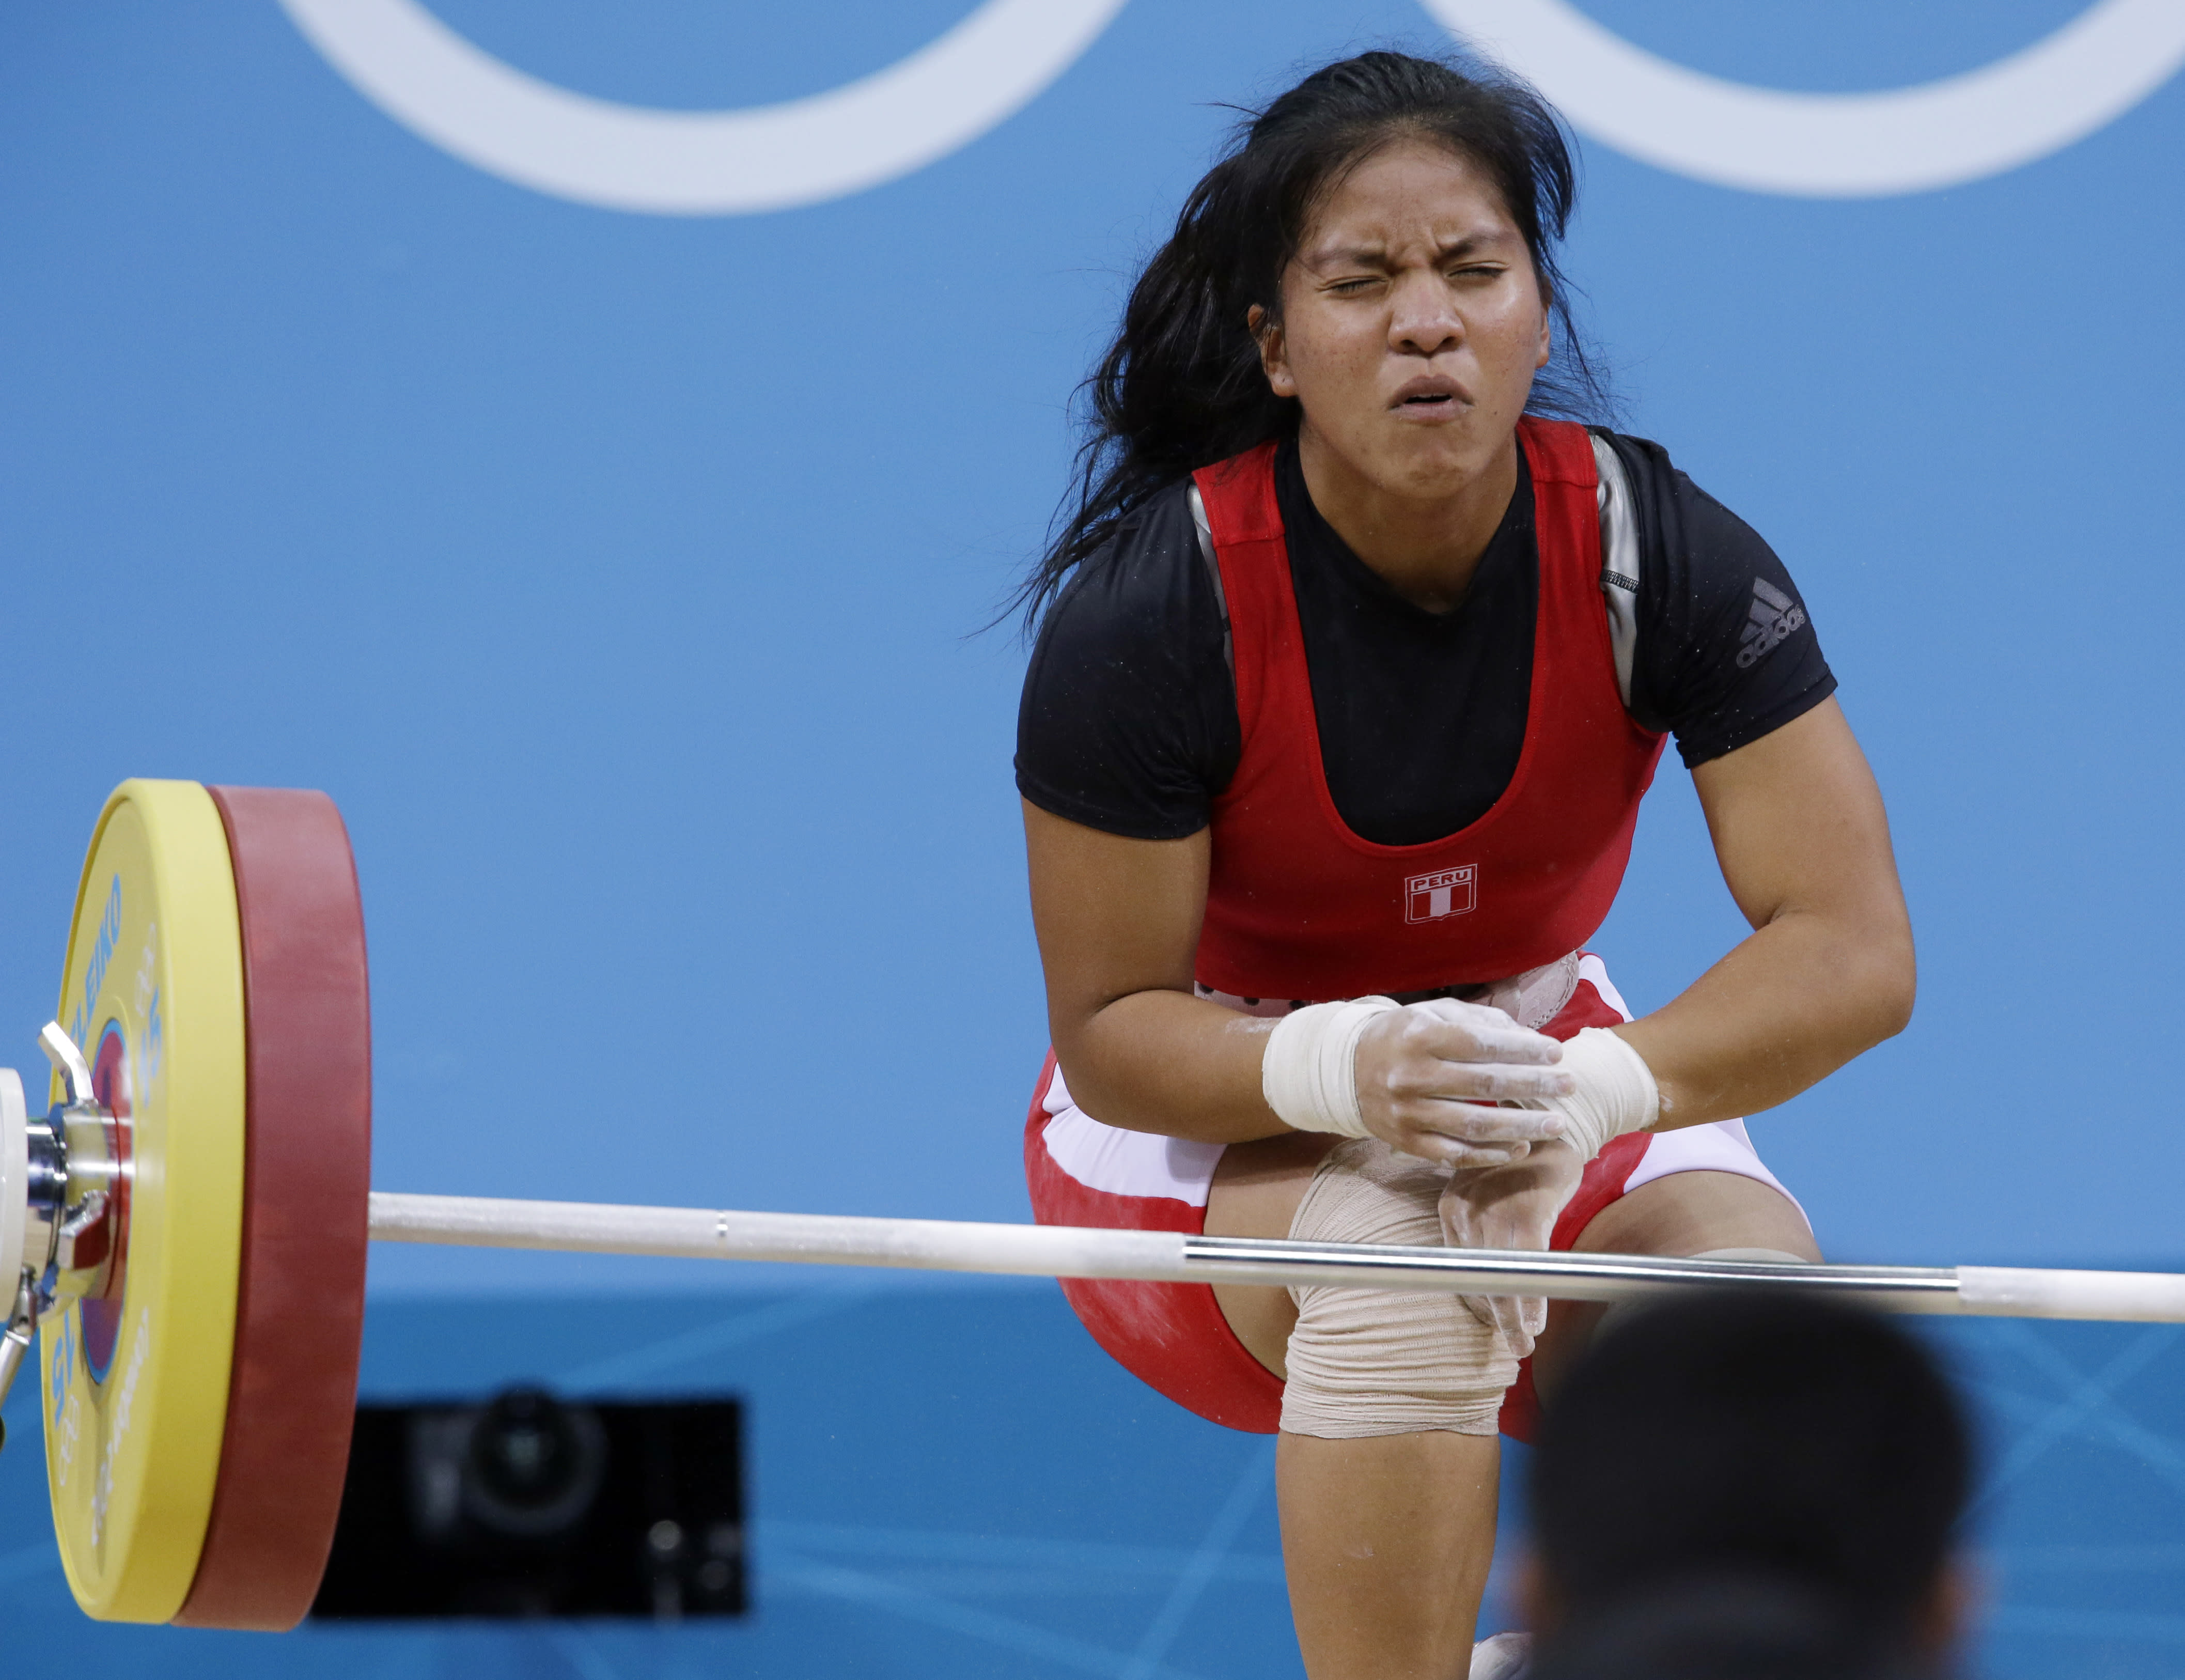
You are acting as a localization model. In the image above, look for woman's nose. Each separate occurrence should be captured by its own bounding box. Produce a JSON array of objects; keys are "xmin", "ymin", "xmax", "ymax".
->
[{"xmin": 1388, "ymin": 272, "xmax": 1463, "ymax": 356}]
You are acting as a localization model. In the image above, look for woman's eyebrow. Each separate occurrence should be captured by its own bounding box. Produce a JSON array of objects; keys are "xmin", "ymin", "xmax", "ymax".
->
[
  {"xmin": 1301, "ymin": 241, "xmax": 1392, "ymax": 270},
  {"xmin": 1435, "ymin": 230, "xmax": 1519, "ymax": 260},
  {"xmin": 1302, "ymin": 228, "xmax": 1516, "ymax": 270}
]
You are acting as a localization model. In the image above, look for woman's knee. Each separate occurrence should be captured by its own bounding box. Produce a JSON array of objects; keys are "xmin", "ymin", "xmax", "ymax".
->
[
  {"xmin": 1278, "ymin": 1140, "xmax": 1520, "ymax": 1439},
  {"xmin": 1207, "ymin": 1132, "xmax": 1341, "ymax": 1378}
]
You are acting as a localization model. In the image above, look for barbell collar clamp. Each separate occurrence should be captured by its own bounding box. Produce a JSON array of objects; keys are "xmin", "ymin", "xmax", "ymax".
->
[
  {"xmin": 9, "ymin": 1024, "xmax": 133, "ymax": 1317},
  {"xmin": 19, "ymin": 1106, "xmax": 65, "ymax": 1281}
]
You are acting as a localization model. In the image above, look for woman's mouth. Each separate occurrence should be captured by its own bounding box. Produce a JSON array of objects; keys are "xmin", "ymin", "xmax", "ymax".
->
[{"xmin": 1391, "ymin": 376, "xmax": 1467, "ymax": 415}]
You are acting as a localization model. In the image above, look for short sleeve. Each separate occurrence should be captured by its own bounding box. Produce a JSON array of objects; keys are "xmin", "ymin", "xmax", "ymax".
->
[
  {"xmin": 1603, "ymin": 432, "xmax": 1838, "ymax": 769},
  {"xmin": 1013, "ymin": 485, "xmax": 1241, "ymax": 839}
]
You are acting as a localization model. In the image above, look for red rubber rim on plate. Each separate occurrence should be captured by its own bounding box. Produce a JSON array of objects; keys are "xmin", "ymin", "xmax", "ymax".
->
[{"xmin": 174, "ymin": 786, "xmax": 372, "ymax": 1630}]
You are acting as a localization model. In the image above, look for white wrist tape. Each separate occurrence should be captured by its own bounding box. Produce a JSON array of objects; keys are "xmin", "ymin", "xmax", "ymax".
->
[
  {"xmin": 1261, "ymin": 997, "xmax": 1400, "ymax": 1138},
  {"xmin": 1541, "ymin": 1026, "xmax": 1659, "ymax": 1161}
]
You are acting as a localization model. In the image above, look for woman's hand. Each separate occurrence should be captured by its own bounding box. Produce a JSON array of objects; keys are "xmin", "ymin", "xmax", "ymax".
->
[
  {"xmin": 1352, "ymin": 999, "xmax": 1575, "ymax": 1167},
  {"xmin": 1437, "ymin": 1137, "xmax": 1587, "ymax": 1359}
]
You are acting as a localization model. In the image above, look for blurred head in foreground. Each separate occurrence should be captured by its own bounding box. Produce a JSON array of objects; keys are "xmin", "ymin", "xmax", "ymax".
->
[{"xmin": 1524, "ymin": 1289, "xmax": 1975, "ymax": 1679}]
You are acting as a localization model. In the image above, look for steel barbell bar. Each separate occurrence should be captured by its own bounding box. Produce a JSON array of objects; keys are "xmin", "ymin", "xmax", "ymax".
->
[{"xmin": 363, "ymin": 1191, "xmax": 2185, "ymax": 1321}]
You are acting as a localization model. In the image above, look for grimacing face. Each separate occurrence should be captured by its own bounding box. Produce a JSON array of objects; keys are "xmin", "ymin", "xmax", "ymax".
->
[{"xmin": 1254, "ymin": 139, "xmax": 1551, "ymax": 504}]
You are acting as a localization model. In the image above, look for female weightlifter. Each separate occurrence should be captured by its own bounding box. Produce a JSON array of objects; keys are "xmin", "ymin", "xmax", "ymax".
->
[{"xmin": 1012, "ymin": 51, "xmax": 1913, "ymax": 1680}]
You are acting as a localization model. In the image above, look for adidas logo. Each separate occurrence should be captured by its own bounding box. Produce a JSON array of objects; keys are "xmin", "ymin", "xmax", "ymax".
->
[{"xmin": 1736, "ymin": 578, "xmax": 1807, "ymax": 668}]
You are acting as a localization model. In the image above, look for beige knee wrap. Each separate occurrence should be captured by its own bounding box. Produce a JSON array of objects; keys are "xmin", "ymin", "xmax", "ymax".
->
[{"xmin": 1278, "ymin": 1139, "xmax": 1521, "ymax": 1439}]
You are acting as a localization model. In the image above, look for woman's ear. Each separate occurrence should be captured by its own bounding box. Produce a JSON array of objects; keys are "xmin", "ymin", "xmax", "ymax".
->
[{"xmin": 1249, "ymin": 304, "xmax": 1297, "ymax": 398}]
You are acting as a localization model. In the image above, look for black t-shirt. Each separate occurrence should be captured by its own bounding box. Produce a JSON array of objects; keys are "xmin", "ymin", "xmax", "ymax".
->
[{"xmin": 1016, "ymin": 430, "xmax": 1835, "ymax": 846}]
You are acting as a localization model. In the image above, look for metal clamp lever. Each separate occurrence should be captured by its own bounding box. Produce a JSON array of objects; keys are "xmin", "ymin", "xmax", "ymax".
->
[
  {"xmin": 0, "ymin": 1272, "xmax": 38, "ymax": 1451},
  {"xmin": 39, "ymin": 1021, "xmax": 93, "ymax": 1108}
]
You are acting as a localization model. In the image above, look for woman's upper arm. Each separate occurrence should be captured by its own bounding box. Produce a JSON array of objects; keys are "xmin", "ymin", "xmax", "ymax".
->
[
  {"xmin": 1022, "ymin": 798, "xmax": 1208, "ymax": 1052},
  {"xmin": 1612, "ymin": 443, "xmax": 1914, "ymax": 1101},
  {"xmin": 1012, "ymin": 491, "xmax": 1272, "ymax": 1129},
  {"xmin": 1023, "ymin": 799, "xmax": 1277, "ymax": 1138},
  {"xmin": 1690, "ymin": 697, "xmax": 1915, "ymax": 1034},
  {"xmin": 1691, "ymin": 700, "xmax": 1904, "ymax": 938}
]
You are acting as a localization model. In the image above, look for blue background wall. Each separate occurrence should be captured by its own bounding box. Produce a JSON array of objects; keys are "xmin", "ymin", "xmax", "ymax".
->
[{"xmin": 1, "ymin": 3, "xmax": 2181, "ymax": 1673}]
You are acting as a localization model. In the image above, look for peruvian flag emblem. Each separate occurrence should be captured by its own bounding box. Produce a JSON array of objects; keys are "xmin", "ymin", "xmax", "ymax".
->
[{"xmin": 1404, "ymin": 865, "xmax": 1477, "ymax": 924}]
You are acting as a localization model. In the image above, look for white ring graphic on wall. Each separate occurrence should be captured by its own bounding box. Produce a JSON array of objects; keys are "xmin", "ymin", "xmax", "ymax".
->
[
  {"xmin": 1421, "ymin": 0, "xmax": 2185, "ymax": 196},
  {"xmin": 276, "ymin": 0, "xmax": 1128, "ymax": 214}
]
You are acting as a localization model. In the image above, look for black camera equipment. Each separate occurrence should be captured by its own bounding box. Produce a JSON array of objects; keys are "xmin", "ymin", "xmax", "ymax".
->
[{"xmin": 310, "ymin": 1387, "xmax": 745, "ymax": 1620}]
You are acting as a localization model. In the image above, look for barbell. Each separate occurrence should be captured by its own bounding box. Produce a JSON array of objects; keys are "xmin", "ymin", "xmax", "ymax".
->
[{"xmin": 3, "ymin": 780, "xmax": 2182, "ymax": 1633}]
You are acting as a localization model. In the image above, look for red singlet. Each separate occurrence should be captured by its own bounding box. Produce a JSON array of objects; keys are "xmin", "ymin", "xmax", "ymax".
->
[{"xmin": 1192, "ymin": 417, "xmax": 1666, "ymax": 1000}]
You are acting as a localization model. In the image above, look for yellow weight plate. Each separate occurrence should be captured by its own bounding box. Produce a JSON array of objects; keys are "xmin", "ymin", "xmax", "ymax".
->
[{"xmin": 41, "ymin": 780, "xmax": 245, "ymax": 1623}]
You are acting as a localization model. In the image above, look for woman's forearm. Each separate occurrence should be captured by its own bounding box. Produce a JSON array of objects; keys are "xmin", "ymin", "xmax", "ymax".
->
[
  {"xmin": 1068, "ymin": 894, "xmax": 1914, "ymax": 1144},
  {"xmin": 1057, "ymin": 984, "xmax": 1579, "ymax": 1163},
  {"xmin": 1026, "ymin": 805, "xmax": 1290, "ymax": 1141},
  {"xmin": 1052, "ymin": 987, "xmax": 1286, "ymax": 1142}
]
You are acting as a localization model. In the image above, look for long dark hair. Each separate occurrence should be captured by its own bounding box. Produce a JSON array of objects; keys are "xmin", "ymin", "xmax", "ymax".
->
[{"xmin": 1013, "ymin": 48, "xmax": 1610, "ymax": 628}]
